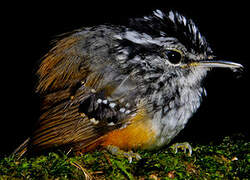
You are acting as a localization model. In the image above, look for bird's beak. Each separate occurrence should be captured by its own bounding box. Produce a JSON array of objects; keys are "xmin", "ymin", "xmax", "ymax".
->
[
  {"xmin": 183, "ymin": 60, "xmax": 243, "ymax": 70},
  {"xmin": 196, "ymin": 60, "xmax": 243, "ymax": 69}
]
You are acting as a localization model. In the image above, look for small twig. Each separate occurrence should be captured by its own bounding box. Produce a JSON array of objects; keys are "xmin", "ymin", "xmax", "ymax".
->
[
  {"xmin": 66, "ymin": 148, "xmax": 73, "ymax": 156},
  {"xmin": 91, "ymin": 171, "xmax": 103, "ymax": 174},
  {"xmin": 104, "ymin": 152, "xmax": 112, "ymax": 166},
  {"xmin": 71, "ymin": 161, "xmax": 93, "ymax": 180}
]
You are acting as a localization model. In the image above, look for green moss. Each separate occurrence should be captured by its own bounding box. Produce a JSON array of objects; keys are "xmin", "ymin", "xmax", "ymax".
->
[{"xmin": 0, "ymin": 134, "xmax": 249, "ymax": 179}]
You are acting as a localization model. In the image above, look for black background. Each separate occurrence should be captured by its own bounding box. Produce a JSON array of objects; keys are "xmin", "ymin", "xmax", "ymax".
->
[{"xmin": 1, "ymin": 4, "xmax": 249, "ymax": 156}]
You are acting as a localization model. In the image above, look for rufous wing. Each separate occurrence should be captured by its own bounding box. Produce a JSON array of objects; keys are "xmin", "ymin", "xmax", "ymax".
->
[{"xmin": 30, "ymin": 34, "xmax": 141, "ymax": 154}]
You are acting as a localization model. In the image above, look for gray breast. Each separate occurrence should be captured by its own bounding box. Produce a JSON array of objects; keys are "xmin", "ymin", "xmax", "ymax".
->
[{"xmin": 150, "ymin": 86, "xmax": 205, "ymax": 148}]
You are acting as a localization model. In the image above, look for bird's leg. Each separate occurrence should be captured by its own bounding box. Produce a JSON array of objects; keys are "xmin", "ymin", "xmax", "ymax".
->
[
  {"xmin": 171, "ymin": 142, "xmax": 192, "ymax": 157},
  {"xmin": 105, "ymin": 145, "xmax": 141, "ymax": 163}
]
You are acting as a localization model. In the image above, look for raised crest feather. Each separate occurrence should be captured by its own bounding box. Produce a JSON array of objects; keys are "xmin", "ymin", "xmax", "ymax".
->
[{"xmin": 129, "ymin": 9, "xmax": 212, "ymax": 55}]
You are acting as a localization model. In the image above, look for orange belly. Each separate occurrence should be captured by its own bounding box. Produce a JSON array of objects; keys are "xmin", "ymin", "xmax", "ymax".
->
[{"xmin": 101, "ymin": 109, "xmax": 157, "ymax": 150}]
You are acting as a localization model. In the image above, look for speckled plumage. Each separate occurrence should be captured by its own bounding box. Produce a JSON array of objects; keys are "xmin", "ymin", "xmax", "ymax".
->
[{"xmin": 14, "ymin": 10, "xmax": 242, "ymax": 157}]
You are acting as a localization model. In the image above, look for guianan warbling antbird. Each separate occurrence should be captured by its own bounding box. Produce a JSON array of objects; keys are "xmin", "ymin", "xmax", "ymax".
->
[{"xmin": 14, "ymin": 9, "xmax": 243, "ymax": 161}]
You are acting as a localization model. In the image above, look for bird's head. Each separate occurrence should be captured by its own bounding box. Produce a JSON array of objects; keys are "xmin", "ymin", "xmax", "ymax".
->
[{"xmin": 112, "ymin": 9, "xmax": 243, "ymax": 90}]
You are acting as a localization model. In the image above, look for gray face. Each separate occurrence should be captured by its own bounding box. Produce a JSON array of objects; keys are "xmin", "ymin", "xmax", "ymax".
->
[
  {"xmin": 111, "ymin": 10, "xmax": 213, "ymax": 87},
  {"xmin": 114, "ymin": 29, "xmax": 209, "ymax": 79}
]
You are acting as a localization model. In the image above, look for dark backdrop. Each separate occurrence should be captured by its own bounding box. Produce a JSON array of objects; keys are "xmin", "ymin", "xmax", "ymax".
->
[{"xmin": 1, "ymin": 5, "xmax": 249, "ymax": 156}]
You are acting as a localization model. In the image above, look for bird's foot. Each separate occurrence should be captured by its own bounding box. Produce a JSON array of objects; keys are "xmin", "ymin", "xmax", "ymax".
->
[
  {"xmin": 105, "ymin": 145, "xmax": 141, "ymax": 163},
  {"xmin": 171, "ymin": 142, "xmax": 192, "ymax": 157}
]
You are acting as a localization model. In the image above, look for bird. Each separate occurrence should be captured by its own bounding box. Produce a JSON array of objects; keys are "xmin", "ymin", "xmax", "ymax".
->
[{"xmin": 13, "ymin": 9, "xmax": 243, "ymax": 160}]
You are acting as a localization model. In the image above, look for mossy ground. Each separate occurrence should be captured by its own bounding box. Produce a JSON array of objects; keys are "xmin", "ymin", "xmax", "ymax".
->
[{"xmin": 0, "ymin": 134, "xmax": 249, "ymax": 179}]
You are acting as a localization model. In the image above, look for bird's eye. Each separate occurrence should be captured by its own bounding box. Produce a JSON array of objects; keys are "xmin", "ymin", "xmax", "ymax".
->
[{"xmin": 164, "ymin": 49, "xmax": 183, "ymax": 64}]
